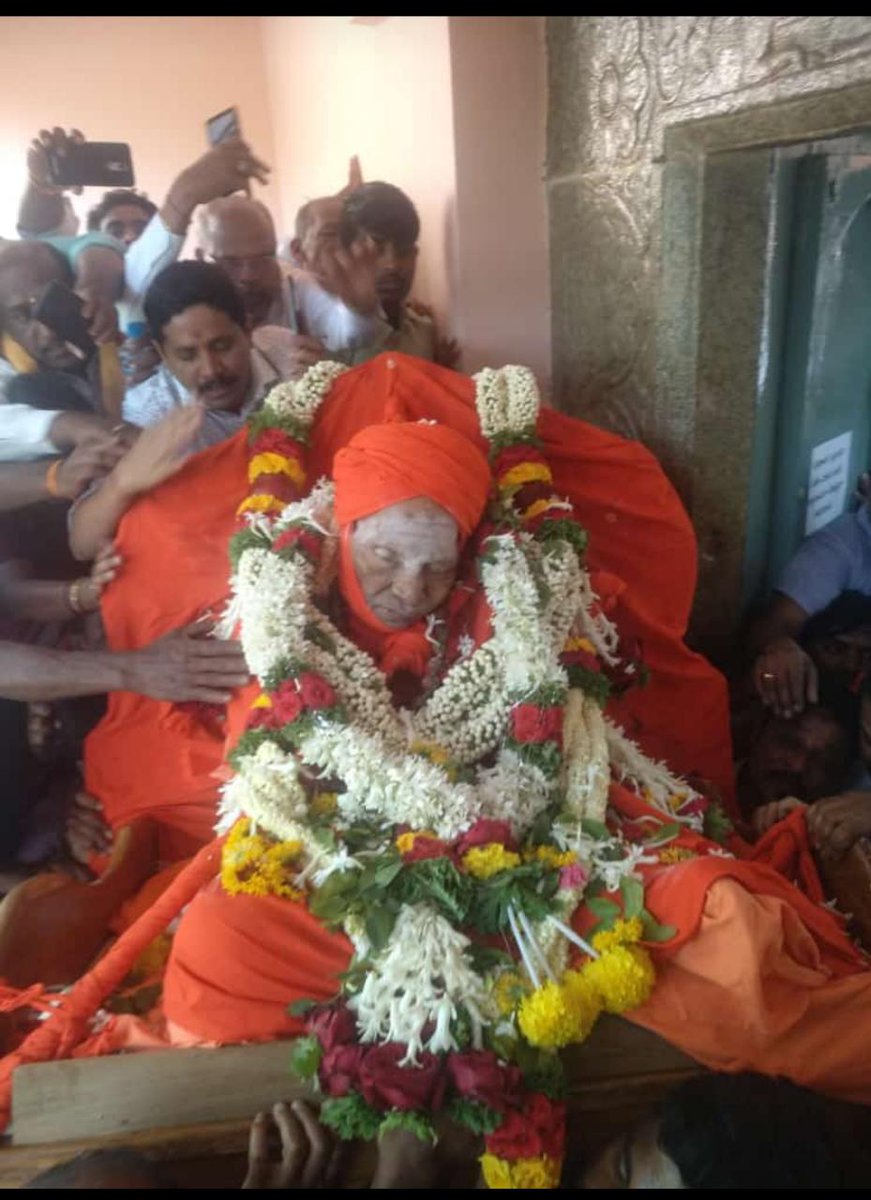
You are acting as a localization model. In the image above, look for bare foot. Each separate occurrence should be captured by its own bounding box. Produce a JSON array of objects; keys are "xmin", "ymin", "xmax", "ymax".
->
[
  {"xmin": 807, "ymin": 791, "xmax": 871, "ymax": 859},
  {"xmin": 751, "ymin": 796, "xmax": 805, "ymax": 838}
]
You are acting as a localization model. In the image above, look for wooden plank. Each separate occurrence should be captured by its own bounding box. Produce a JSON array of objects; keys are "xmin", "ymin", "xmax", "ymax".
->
[
  {"xmin": 11, "ymin": 1042, "xmax": 314, "ymax": 1146},
  {"xmin": 10, "ymin": 1016, "xmax": 699, "ymax": 1147}
]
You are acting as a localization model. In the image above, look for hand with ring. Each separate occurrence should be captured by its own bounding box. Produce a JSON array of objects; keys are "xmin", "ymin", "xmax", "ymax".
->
[{"xmin": 753, "ymin": 636, "xmax": 818, "ymax": 718}]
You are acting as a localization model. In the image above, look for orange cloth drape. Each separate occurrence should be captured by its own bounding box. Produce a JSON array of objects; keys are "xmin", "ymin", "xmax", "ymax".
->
[{"xmin": 85, "ymin": 352, "xmax": 733, "ymax": 856}]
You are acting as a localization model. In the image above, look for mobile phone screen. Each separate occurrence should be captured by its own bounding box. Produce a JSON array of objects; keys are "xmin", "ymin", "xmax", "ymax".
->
[{"xmin": 207, "ymin": 107, "xmax": 240, "ymax": 146}]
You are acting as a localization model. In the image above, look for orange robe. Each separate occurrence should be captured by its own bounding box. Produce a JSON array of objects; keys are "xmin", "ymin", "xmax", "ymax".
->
[{"xmin": 85, "ymin": 352, "xmax": 733, "ymax": 854}]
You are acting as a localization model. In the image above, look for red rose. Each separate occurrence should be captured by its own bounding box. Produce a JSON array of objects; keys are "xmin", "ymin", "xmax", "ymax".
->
[
  {"xmin": 273, "ymin": 527, "xmax": 322, "ymax": 562},
  {"xmin": 513, "ymin": 480, "xmax": 558, "ymax": 511},
  {"xmin": 252, "ymin": 428, "xmax": 305, "ymax": 459},
  {"xmin": 402, "ymin": 836, "xmax": 451, "ymax": 863},
  {"xmin": 525, "ymin": 1092, "xmax": 566, "ymax": 1160},
  {"xmin": 486, "ymin": 1093, "xmax": 566, "ymax": 1160},
  {"xmin": 563, "ymin": 647, "xmax": 602, "ymax": 675},
  {"xmin": 308, "ymin": 1003, "xmax": 357, "ymax": 1050},
  {"xmin": 484, "ymin": 1107, "xmax": 545, "ymax": 1159},
  {"xmin": 246, "ymin": 705, "xmax": 279, "ymax": 731},
  {"xmin": 357, "ymin": 1043, "xmax": 446, "ymax": 1112},
  {"xmin": 298, "ymin": 672, "xmax": 337, "ymax": 710},
  {"xmin": 511, "ymin": 704, "xmax": 562, "ymax": 744},
  {"xmin": 447, "ymin": 1050, "xmax": 521, "ymax": 1112},
  {"xmin": 494, "ymin": 445, "xmax": 546, "ymax": 476},
  {"xmin": 454, "ymin": 819, "xmax": 517, "ymax": 857},
  {"xmin": 318, "ymin": 1043, "xmax": 364, "ymax": 1097},
  {"xmin": 271, "ymin": 681, "xmax": 304, "ymax": 725},
  {"xmin": 251, "ymin": 475, "xmax": 297, "ymax": 505}
]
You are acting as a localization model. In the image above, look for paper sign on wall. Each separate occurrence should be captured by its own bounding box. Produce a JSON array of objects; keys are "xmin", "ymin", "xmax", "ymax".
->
[{"xmin": 805, "ymin": 430, "xmax": 853, "ymax": 536}]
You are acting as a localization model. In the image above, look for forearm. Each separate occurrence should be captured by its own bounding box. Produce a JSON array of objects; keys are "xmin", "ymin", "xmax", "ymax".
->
[
  {"xmin": 0, "ymin": 577, "xmax": 76, "ymax": 624},
  {"xmin": 17, "ymin": 182, "xmax": 65, "ymax": 237},
  {"xmin": 0, "ymin": 460, "xmax": 56, "ymax": 512},
  {"xmin": 748, "ymin": 594, "xmax": 809, "ymax": 656},
  {"xmin": 69, "ymin": 473, "xmax": 134, "ymax": 561},
  {"xmin": 0, "ymin": 641, "xmax": 127, "ymax": 701},
  {"xmin": 159, "ymin": 173, "xmax": 200, "ymax": 237}
]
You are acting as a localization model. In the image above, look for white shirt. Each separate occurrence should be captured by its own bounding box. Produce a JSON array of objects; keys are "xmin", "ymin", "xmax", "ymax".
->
[
  {"xmin": 0, "ymin": 360, "xmax": 60, "ymax": 462},
  {"xmin": 124, "ymin": 214, "xmax": 389, "ymax": 355},
  {"xmin": 122, "ymin": 325, "xmax": 298, "ymax": 452}
]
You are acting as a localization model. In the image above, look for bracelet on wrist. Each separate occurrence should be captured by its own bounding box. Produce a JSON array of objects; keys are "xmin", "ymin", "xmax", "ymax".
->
[
  {"xmin": 67, "ymin": 578, "xmax": 88, "ymax": 616},
  {"xmin": 45, "ymin": 458, "xmax": 63, "ymax": 498}
]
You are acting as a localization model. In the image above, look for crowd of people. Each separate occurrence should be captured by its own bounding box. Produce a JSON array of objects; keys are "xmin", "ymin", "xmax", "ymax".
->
[{"xmin": 0, "ymin": 124, "xmax": 870, "ymax": 1188}]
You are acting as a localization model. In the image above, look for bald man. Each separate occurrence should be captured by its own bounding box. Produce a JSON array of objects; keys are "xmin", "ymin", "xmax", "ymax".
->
[{"xmin": 124, "ymin": 142, "xmax": 385, "ymax": 376}]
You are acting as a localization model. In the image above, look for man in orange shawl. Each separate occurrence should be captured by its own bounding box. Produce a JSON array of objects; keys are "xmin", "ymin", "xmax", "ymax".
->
[{"xmin": 6, "ymin": 353, "xmax": 871, "ymax": 1124}]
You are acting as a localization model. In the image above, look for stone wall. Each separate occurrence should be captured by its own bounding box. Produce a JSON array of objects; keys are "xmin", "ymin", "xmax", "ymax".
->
[{"xmin": 547, "ymin": 16, "xmax": 871, "ymax": 647}]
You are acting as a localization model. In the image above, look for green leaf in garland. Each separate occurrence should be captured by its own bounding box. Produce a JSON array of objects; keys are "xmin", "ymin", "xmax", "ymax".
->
[
  {"xmin": 378, "ymin": 1110, "xmax": 438, "ymax": 1145},
  {"xmin": 565, "ymin": 664, "xmax": 612, "ymax": 707},
  {"xmin": 580, "ymin": 817, "xmax": 610, "ymax": 841},
  {"xmin": 305, "ymin": 622, "xmax": 336, "ymax": 653},
  {"xmin": 513, "ymin": 1042, "xmax": 566, "ymax": 1100},
  {"xmin": 644, "ymin": 822, "xmax": 682, "ymax": 845},
  {"xmin": 396, "ymin": 857, "xmax": 474, "ymax": 926},
  {"xmin": 641, "ymin": 909, "xmax": 677, "ymax": 943},
  {"xmin": 320, "ymin": 1093, "xmax": 383, "ymax": 1141},
  {"xmin": 619, "ymin": 875, "xmax": 644, "ymax": 919},
  {"xmin": 287, "ymin": 997, "xmax": 316, "ymax": 1019},
  {"xmin": 289, "ymin": 1035, "xmax": 322, "ymax": 1080},
  {"xmin": 364, "ymin": 903, "xmax": 399, "ymax": 953},
  {"xmin": 585, "ymin": 896, "xmax": 621, "ymax": 929},
  {"xmin": 703, "ymin": 801, "xmax": 735, "ymax": 844},
  {"xmin": 446, "ymin": 1098, "xmax": 503, "ymax": 1136}
]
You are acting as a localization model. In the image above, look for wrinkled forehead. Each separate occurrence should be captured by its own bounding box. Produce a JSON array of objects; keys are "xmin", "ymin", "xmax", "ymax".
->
[{"xmin": 352, "ymin": 498, "xmax": 460, "ymax": 559}]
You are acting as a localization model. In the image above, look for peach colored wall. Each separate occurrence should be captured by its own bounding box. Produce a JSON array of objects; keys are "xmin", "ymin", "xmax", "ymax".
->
[
  {"xmin": 261, "ymin": 16, "xmax": 458, "ymax": 331},
  {"xmin": 0, "ymin": 16, "xmax": 278, "ymax": 239},
  {"xmin": 449, "ymin": 17, "xmax": 551, "ymax": 384}
]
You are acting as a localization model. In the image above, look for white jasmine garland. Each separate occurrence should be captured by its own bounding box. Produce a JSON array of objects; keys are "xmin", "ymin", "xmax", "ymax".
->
[
  {"xmin": 604, "ymin": 718, "xmax": 704, "ymax": 828},
  {"xmin": 348, "ymin": 903, "xmax": 490, "ymax": 1063}
]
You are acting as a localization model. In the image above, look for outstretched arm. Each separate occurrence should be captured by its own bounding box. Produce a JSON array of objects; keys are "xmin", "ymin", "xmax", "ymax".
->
[{"xmin": 69, "ymin": 405, "xmax": 204, "ymax": 560}]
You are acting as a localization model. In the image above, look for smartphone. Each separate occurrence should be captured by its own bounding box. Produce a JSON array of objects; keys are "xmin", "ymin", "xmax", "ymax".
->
[
  {"xmin": 206, "ymin": 107, "xmax": 241, "ymax": 146},
  {"xmin": 32, "ymin": 281, "xmax": 96, "ymax": 357},
  {"xmin": 45, "ymin": 141, "xmax": 134, "ymax": 189}
]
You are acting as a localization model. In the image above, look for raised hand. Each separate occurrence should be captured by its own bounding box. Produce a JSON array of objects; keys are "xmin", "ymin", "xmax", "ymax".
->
[
  {"xmin": 312, "ymin": 233, "xmax": 380, "ymax": 316},
  {"xmin": 112, "ymin": 405, "xmax": 204, "ymax": 498},
  {"xmin": 28, "ymin": 126, "xmax": 85, "ymax": 195}
]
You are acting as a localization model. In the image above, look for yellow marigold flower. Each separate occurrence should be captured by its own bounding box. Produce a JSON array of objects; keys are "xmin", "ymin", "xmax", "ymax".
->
[
  {"xmin": 409, "ymin": 740, "xmax": 450, "ymax": 766},
  {"xmin": 395, "ymin": 829, "xmax": 439, "ymax": 854},
  {"xmin": 518, "ymin": 972, "xmax": 600, "ymax": 1048},
  {"xmin": 499, "ymin": 461, "xmax": 553, "ymax": 489},
  {"xmin": 248, "ymin": 451, "xmax": 305, "ymax": 486},
  {"xmin": 311, "ymin": 791, "xmax": 338, "ymax": 817},
  {"xmin": 658, "ymin": 845, "xmax": 694, "ymax": 865},
  {"xmin": 522, "ymin": 497, "xmax": 555, "ymax": 521},
  {"xmin": 511, "ymin": 1156, "xmax": 562, "ymax": 1189},
  {"xmin": 479, "ymin": 1153, "xmax": 513, "ymax": 1189},
  {"xmin": 563, "ymin": 635, "xmax": 595, "ymax": 654},
  {"xmin": 221, "ymin": 819, "xmax": 304, "ymax": 900},
  {"xmin": 526, "ymin": 845, "xmax": 577, "ymax": 869},
  {"xmin": 583, "ymin": 945, "xmax": 656, "ymax": 1014},
  {"xmin": 491, "ymin": 969, "xmax": 530, "ymax": 1015},
  {"xmin": 252, "ymin": 693, "xmax": 273, "ymax": 709},
  {"xmin": 668, "ymin": 791, "xmax": 689, "ymax": 811},
  {"xmin": 236, "ymin": 493, "xmax": 285, "ymax": 517},
  {"xmin": 480, "ymin": 1154, "xmax": 561, "ymax": 1189},
  {"xmin": 591, "ymin": 916, "xmax": 644, "ymax": 953},
  {"xmin": 462, "ymin": 843, "xmax": 521, "ymax": 880}
]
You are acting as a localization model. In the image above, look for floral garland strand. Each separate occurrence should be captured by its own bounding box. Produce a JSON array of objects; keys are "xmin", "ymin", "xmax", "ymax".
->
[{"xmin": 221, "ymin": 362, "xmax": 711, "ymax": 1187}]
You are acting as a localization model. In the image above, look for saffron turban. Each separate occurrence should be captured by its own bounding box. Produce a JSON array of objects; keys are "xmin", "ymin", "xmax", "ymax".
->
[{"xmin": 332, "ymin": 421, "xmax": 491, "ymax": 539}]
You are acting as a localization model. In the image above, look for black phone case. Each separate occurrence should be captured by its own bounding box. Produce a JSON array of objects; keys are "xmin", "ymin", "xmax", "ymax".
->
[{"xmin": 46, "ymin": 142, "xmax": 134, "ymax": 189}]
